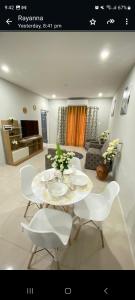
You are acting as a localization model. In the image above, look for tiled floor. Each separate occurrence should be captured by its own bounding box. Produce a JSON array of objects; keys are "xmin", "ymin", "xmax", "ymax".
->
[{"xmin": 0, "ymin": 144, "xmax": 134, "ymax": 270}]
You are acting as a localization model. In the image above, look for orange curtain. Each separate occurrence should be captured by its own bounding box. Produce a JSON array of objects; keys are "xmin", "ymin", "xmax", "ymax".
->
[{"xmin": 66, "ymin": 106, "xmax": 87, "ymax": 146}]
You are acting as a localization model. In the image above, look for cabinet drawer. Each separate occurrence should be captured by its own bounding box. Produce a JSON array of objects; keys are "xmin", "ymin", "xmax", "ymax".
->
[{"xmin": 12, "ymin": 147, "xmax": 29, "ymax": 162}]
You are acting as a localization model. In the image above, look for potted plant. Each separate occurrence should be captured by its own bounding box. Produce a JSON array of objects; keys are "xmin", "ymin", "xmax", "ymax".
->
[
  {"xmin": 11, "ymin": 139, "xmax": 19, "ymax": 150},
  {"xmin": 96, "ymin": 139, "xmax": 119, "ymax": 180},
  {"xmin": 8, "ymin": 116, "xmax": 14, "ymax": 125},
  {"xmin": 47, "ymin": 144, "xmax": 75, "ymax": 179},
  {"xmin": 99, "ymin": 130, "xmax": 110, "ymax": 144}
]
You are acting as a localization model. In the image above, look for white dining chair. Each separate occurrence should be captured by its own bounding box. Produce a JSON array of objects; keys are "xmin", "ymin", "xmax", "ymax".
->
[
  {"xmin": 21, "ymin": 208, "xmax": 73, "ymax": 269},
  {"xmin": 20, "ymin": 164, "xmax": 44, "ymax": 217},
  {"xmin": 73, "ymin": 181, "xmax": 120, "ymax": 248},
  {"xmin": 70, "ymin": 157, "xmax": 82, "ymax": 170}
]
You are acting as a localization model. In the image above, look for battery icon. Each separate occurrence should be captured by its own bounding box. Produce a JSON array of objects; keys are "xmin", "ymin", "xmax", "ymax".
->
[{"xmin": 16, "ymin": 5, "xmax": 20, "ymax": 10}]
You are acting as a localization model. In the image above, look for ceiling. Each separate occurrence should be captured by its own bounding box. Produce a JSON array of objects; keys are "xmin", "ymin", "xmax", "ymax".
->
[{"xmin": 0, "ymin": 32, "xmax": 135, "ymax": 99}]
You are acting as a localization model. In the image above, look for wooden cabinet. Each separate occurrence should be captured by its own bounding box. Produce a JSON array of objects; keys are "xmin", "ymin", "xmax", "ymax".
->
[
  {"xmin": 1, "ymin": 120, "xmax": 43, "ymax": 165},
  {"xmin": 19, "ymin": 136, "xmax": 43, "ymax": 157},
  {"xmin": 12, "ymin": 147, "xmax": 29, "ymax": 163}
]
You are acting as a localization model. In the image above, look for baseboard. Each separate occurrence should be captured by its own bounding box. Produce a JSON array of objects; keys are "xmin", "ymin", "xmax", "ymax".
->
[{"xmin": 118, "ymin": 196, "xmax": 135, "ymax": 267}]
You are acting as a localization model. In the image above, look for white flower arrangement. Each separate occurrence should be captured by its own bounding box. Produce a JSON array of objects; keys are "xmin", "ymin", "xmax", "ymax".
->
[
  {"xmin": 8, "ymin": 116, "xmax": 14, "ymax": 123},
  {"xmin": 47, "ymin": 144, "xmax": 75, "ymax": 174},
  {"xmin": 99, "ymin": 130, "xmax": 110, "ymax": 142},
  {"xmin": 11, "ymin": 140, "xmax": 18, "ymax": 145},
  {"xmin": 102, "ymin": 139, "xmax": 119, "ymax": 164}
]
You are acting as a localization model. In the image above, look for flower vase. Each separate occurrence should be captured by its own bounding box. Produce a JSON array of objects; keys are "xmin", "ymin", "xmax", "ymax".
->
[
  {"xmin": 55, "ymin": 169, "xmax": 64, "ymax": 182},
  {"xmin": 96, "ymin": 164, "xmax": 109, "ymax": 181},
  {"xmin": 59, "ymin": 171, "xmax": 64, "ymax": 182}
]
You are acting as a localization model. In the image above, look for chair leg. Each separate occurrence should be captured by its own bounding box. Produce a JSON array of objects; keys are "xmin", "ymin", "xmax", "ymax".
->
[
  {"xmin": 73, "ymin": 224, "xmax": 81, "ymax": 240},
  {"xmin": 90, "ymin": 221, "xmax": 104, "ymax": 248},
  {"xmin": 56, "ymin": 260, "xmax": 60, "ymax": 270},
  {"xmin": 100, "ymin": 229, "xmax": 104, "ymax": 248},
  {"xmin": 73, "ymin": 216, "xmax": 80, "ymax": 224},
  {"xmin": 55, "ymin": 248, "xmax": 60, "ymax": 270},
  {"xmin": 24, "ymin": 201, "xmax": 31, "ymax": 218},
  {"xmin": 68, "ymin": 237, "xmax": 72, "ymax": 246},
  {"xmin": 44, "ymin": 248, "xmax": 55, "ymax": 259},
  {"xmin": 27, "ymin": 245, "xmax": 37, "ymax": 269},
  {"xmin": 27, "ymin": 246, "xmax": 55, "ymax": 269},
  {"xmin": 73, "ymin": 219, "xmax": 104, "ymax": 248},
  {"xmin": 73, "ymin": 219, "xmax": 90, "ymax": 240},
  {"xmin": 63, "ymin": 206, "xmax": 69, "ymax": 213},
  {"xmin": 90, "ymin": 220, "xmax": 99, "ymax": 230}
]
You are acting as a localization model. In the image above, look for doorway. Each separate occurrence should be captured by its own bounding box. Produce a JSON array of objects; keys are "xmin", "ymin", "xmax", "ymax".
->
[{"xmin": 41, "ymin": 110, "xmax": 48, "ymax": 143}]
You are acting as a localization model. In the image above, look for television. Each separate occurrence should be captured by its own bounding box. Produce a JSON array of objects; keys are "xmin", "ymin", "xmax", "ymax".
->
[{"xmin": 21, "ymin": 120, "xmax": 39, "ymax": 138}]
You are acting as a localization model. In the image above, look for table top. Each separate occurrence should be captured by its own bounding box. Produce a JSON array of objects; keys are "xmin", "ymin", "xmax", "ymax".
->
[{"xmin": 32, "ymin": 168, "xmax": 93, "ymax": 206}]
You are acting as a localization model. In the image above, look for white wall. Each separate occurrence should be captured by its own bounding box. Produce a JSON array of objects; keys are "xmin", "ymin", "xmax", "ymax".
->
[
  {"xmin": 49, "ymin": 98, "xmax": 112, "ymax": 144},
  {"xmin": 109, "ymin": 65, "xmax": 135, "ymax": 259},
  {"xmin": 0, "ymin": 78, "xmax": 48, "ymax": 164},
  {"xmin": 0, "ymin": 130, "xmax": 5, "ymax": 165}
]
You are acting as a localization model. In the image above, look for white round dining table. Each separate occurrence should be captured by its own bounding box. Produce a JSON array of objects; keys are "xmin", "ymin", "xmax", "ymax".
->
[{"xmin": 32, "ymin": 168, "xmax": 93, "ymax": 207}]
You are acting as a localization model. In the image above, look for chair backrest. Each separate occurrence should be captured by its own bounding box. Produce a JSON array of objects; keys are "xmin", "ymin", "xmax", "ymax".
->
[
  {"xmin": 48, "ymin": 148, "xmax": 67, "ymax": 156},
  {"xmin": 70, "ymin": 157, "xmax": 82, "ymax": 170},
  {"xmin": 102, "ymin": 181, "xmax": 120, "ymax": 208},
  {"xmin": 48, "ymin": 148, "xmax": 56, "ymax": 156},
  {"xmin": 21, "ymin": 222, "xmax": 64, "ymax": 249},
  {"xmin": 20, "ymin": 164, "xmax": 37, "ymax": 196}
]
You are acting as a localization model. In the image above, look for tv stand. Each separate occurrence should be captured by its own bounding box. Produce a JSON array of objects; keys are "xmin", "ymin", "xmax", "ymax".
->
[
  {"xmin": 1, "ymin": 120, "xmax": 43, "ymax": 165},
  {"xmin": 21, "ymin": 135, "xmax": 40, "ymax": 142},
  {"xmin": 20, "ymin": 135, "xmax": 43, "ymax": 157}
]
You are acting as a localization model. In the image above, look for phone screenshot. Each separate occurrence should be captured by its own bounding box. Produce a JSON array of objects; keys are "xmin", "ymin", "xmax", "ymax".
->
[{"xmin": 0, "ymin": 0, "xmax": 134, "ymax": 297}]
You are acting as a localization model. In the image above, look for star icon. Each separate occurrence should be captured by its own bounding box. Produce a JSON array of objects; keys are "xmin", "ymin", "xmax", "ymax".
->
[{"xmin": 89, "ymin": 19, "xmax": 96, "ymax": 25}]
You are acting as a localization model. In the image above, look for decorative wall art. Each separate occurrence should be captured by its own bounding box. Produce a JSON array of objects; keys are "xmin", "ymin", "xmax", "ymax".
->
[
  {"xmin": 120, "ymin": 87, "xmax": 130, "ymax": 115},
  {"xmin": 33, "ymin": 104, "xmax": 36, "ymax": 111},
  {"xmin": 111, "ymin": 97, "xmax": 116, "ymax": 117},
  {"xmin": 22, "ymin": 107, "xmax": 27, "ymax": 114}
]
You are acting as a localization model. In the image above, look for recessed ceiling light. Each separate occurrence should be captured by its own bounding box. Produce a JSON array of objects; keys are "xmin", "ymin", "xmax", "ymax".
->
[
  {"xmin": 1, "ymin": 64, "xmax": 10, "ymax": 73},
  {"xmin": 100, "ymin": 49, "xmax": 110, "ymax": 60},
  {"xmin": 52, "ymin": 94, "xmax": 56, "ymax": 99},
  {"xmin": 98, "ymin": 93, "xmax": 103, "ymax": 97}
]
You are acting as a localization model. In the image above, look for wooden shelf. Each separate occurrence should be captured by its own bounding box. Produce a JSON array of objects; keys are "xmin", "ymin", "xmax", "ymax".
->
[
  {"xmin": 9, "ymin": 135, "xmax": 21, "ymax": 138},
  {"xmin": 12, "ymin": 127, "xmax": 20, "ymax": 129},
  {"xmin": 1, "ymin": 119, "xmax": 43, "ymax": 165}
]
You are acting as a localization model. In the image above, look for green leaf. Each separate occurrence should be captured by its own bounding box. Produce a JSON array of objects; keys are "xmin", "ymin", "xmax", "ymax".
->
[{"xmin": 56, "ymin": 143, "xmax": 63, "ymax": 157}]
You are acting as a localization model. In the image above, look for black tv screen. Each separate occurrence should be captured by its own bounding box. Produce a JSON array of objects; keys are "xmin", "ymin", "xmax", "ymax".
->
[{"xmin": 21, "ymin": 120, "xmax": 39, "ymax": 138}]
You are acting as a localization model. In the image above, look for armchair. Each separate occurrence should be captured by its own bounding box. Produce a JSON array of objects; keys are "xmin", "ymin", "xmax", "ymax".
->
[
  {"xmin": 85, "ymin": 140, "xmax": 109, "ymax": 170},
  {"xmin": 85, "ymin": 138, "xmax": 105, "ymax": 151}
]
